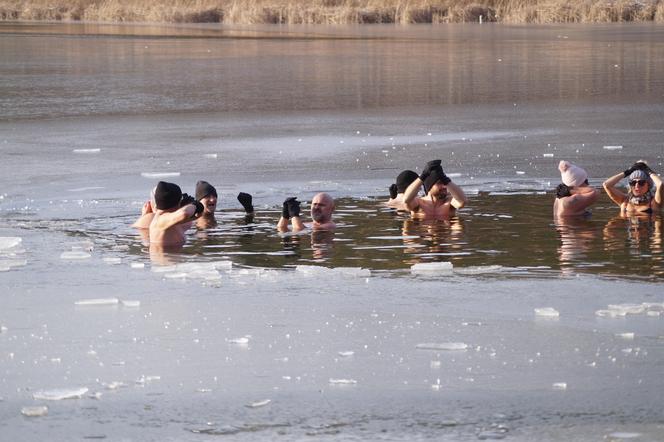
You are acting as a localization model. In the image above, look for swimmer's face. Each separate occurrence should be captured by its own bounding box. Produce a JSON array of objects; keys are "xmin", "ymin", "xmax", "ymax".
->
[
  {"xmin": 311, "ymin": 194, "xmax": 334, "ymax": 223},
  {"xmin": 200, "ymin": 194, "xmax": 217, "ymax": 215},
  {"xmin": 630, "ymin": 179, "xmax": 650, "ymax": 196},
  {"xmin": 428, "ymin": 182, "xmax": 448, "ymax": 199}
]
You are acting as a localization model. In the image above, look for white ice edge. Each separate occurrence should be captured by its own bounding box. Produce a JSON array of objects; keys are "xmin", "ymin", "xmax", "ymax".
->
[
  {"xmin": 141, "ymin": 172, "xmax": 181, "ymax": 178},
  {"xmin": 72, "ymin": 148, "xmax": 100, "ymax": 153},
  {"xmin": 416, "ymin": 342, "xmax": 468, "ymax": 351},
  {"xmin": 21, "ymin": 406, "xmax": 48, "ymax": 417},
  {"xmin": 329, "ymin": 378, "xmax": 357, "ymax": 384},
  {"xmin": 246, "ymin": 399, "xmax": 271, "ymax": 408},
  {"xmin": 534, "ymin": 307, "xmax": 560, "ymax": 318},
  {"xmin": 74, "ymin": 298, "xmax": 119, "ymax": 306},
  {"xmin": 0, "ymin": 237, "xmax": 22, "ymax": 250},
  {"xmin": 33, "ymin": 387, "xmax": 88, "ymax": 401}
]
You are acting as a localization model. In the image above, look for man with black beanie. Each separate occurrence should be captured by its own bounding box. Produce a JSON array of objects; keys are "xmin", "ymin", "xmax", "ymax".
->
[
  {"xmin": 387, "ymin": 169, "xmax": 420, "ymax": 211},
  {"xmin": 149, "ymin": 181, "xmax": 204, "ymax": 246},
  {"xmin": 403, "ymin": 159, "xmax": 467, "ymax": 220}
]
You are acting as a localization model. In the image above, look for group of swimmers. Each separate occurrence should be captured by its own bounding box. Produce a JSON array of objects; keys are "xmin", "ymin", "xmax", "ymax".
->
[{"xmin": 132, "ymin": 158, "xmax": 662, "ymax": 247}]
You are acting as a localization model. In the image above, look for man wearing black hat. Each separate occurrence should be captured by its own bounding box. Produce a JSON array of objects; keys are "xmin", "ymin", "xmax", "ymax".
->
[
  {"xmin": 194, "ymin": 180, "xmax": 255, "ymax": 229},
  {"xmin": 149, "ymin": 181, "xmax": 204, "ymax": 246},
  {"xmin": 386, "ymin": 169, "xmax": 420, "ymax": 211},
  {"xmin": 403, "ymin": 160, "xmax": 467, "ymax": 220}
]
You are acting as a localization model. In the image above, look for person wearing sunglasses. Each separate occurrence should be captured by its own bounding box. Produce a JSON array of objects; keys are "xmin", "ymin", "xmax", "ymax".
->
[
  {"xmin": 554, "ymin": 161, "xmax": 599, "ymax": 217},
  {"xmin": 603, "ymin": 161, "xmax": 662, "ymax": 215}
]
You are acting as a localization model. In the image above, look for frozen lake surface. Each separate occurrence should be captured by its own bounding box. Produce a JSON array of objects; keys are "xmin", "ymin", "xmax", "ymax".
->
[{"xmin": 1, "ymin": 22, "xmax": 664, "ymax": 441}]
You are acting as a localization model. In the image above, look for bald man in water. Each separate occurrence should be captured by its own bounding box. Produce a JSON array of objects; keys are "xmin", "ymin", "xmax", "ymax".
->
[{"xmin": 277, "ymin": 192, "xmax": 336, "ymax": 233}]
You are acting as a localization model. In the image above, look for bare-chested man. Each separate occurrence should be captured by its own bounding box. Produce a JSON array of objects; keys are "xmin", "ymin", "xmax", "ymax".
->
[
  {"xmin": 553, "ymin": 160, "xmax": 599, "ymax": 218},
  {"xmin": 403, "ymin": 160, "xmax": 467, "ymax": 220},
  {"xmin": 386, "ymin": 170, "xmax": 419, "ymax": 211},
  {"xmin": 149, "ymin": 181, "xmax": 203, "ymax": 246},
  {"xmin": 277, "ymin": 192, "xmax": 336, "ymax": 233}
]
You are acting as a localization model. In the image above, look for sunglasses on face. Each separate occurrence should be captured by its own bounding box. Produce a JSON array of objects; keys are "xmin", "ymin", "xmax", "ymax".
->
[{"xmin": 630, "ymin": 180, "xmax": 648, "ymax": 187}]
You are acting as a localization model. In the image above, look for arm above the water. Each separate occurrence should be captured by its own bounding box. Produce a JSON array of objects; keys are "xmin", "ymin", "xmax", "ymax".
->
[
  {"xmin": 650, "ymin": 172, "xmax": 663, "ymax": 207},
  {"xmin": 560, "ymin": 186, "xmax": 599, "ymax": 212},
  {"xmin": 603, "ymin": 172, "xmax": 627, "ymax": 206},
  {"xmin": 153, "ymin": 205, "xmax": 196, "ymax": 231},
  {"xmin": 404, "ymin": 177, "xmax": 423, "ymax": 212},
  {"xmin": 447, "ymin": 181, "xmax": 467, "ymax": 209},
  {"xmin": 132, "ymin": 200, "xmax": 154, "ymax": 229}
]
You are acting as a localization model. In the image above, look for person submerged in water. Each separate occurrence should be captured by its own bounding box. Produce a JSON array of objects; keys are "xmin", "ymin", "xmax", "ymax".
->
[
  {"xmin": 277, "ymin": 192, "xmax": 336, "ymax": 233},
  {"xmin": 386, "ymin": 170, "xmax": 420, "ymax": 211},
  {"xmin": 149, "ymin": 181, "xmax": 204, "ymax": 246},
  {"xmin": 603, "ymin": 160, "xmax": 662, "ymax": 216},
  {"xmin": 403, "ymin": 159, "xmax": 467, "ymax": 220},
  {"xmin": 553, "ymin": 160, "xmax": 599, "ymax": 217}
]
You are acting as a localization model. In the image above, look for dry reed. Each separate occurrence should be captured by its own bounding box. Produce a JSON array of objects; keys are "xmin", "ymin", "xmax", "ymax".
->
[{"xmin": 1, "ymin": 0, "xmax": 662, "ymax": 24}]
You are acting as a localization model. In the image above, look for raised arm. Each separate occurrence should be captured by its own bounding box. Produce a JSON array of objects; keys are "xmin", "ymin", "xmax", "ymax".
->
[
  {"xmin": 155, "ymin": 204, "xmax": 198, "ymax": 230},
  {"xmin": 447, "ymin": 181, "xmax": 467, "ymax": 209},
  {"xmin": 651, "ymin": 173, "xmax": 663, "ymax": 206},
  {"xmin": 403, "ymin": 177, "xmax": 423, "ymax": 211},
  {"xmin": 603, "ymin": 172, "xmax": 627, "ymax": 206}
]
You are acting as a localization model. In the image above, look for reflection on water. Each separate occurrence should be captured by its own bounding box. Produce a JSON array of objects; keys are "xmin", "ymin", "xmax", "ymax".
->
[
  {"xmin": 21, "ymin": 193, "xmax": 663, "ymax": 280},
  {"xmin": 2, "ymin": 22, "xmax": 664, "ymax": 119}
]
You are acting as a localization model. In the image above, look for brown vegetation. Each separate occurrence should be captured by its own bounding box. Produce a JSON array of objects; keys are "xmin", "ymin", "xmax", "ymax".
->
[{"xmin": 1, "ymin": 0, "xmax": 662, "ymax": 24}]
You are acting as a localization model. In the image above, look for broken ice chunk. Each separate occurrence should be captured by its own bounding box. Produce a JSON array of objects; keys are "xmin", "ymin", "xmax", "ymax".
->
[
  {"xmin": 534, "ymin": 307, "xmax": 560, "ymax": 318},
  {"xmin": 74, "ymin": 298, "xmax": 119, "ymax": 306},
  {"xmin": 121, "ymin": 300, "xmax": 141, "ymax": 308},
  {"xmin": 60, "ymin": 251, "xmax": 91, "ymax": 260},
  {"xmin": 21, "ymin": 406, "xmax": 48, "ymax": 417},
  {"xmin": 603, "ymin": 145, "xmax": 623, "ymax": 150},
  {"xmin": 329, "ymin": 378, "xmax": 357, "ymax": 385},
  {"xmin": 245, "ymin": 399, "xmax": 271, "ymax": 408},
  {"xmin": 616, "ymin": 332, "xmax": 635, "ymax": 340},
  {"xmin": 130, "ymin": 262, "xmax": 145, "ymax": 269},
  {"xmin": 552, "ymin": 382, "xmax": 567, "ymax": 390},
  {"xmin": 410, "ymin": 262, "xmax": 453, "ymax": 275},
  {"xmin": 33, "ymin": 387, "xmax": 88, "ymax": 400},
  {"xmin": 229, "ymin": 337, "xmax": 249, "ymax": 345},
  {"xmin": 416, "ymin": 342, "xmax": 468, "ymax": 351},
  {"xmin": 338, "ymin": 351, "xmax": 355, "ymax": 357}
]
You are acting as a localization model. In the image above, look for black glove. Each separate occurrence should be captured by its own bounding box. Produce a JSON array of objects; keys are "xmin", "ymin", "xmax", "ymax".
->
[
  {"xmin": 556, "ymin": 183, "xmax": 571, "ymax": 199},
  {"xmin": 633, "ymin": 161, "xmax": 654, "ymax": 175},
  {"xmin": 193, "ymin": 200, "xmax": 205, "ymax": 217},
  {"xmin": 237, "ymin": 192, "xmax": 253, "ymax": 213},
  {"xmin": 419, "ymin": 159, "xmax": 442, "ymax": 181},
  {"xmin": 430, "ymin": 167, "xmax": 451, "ymax": 185},
  {"xmin": 389, "ymin": 184, "xmax": 398, "ymax": 199},
  {"xmin": 180, "ymin": 193, "xmax": 195, "ymax": 207},
  {"xmin": 282, "ymin": 197, "xmax": 297, "ymax": 220},
  {"xmin": 287, "ymin": 198, "xmax": 301, "ymax": 218}
]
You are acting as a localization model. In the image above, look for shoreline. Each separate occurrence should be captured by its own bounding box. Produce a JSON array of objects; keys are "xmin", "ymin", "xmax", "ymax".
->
[{"xmin": 1, "ymin": 0, "xmax": 663, "ymax": 25}]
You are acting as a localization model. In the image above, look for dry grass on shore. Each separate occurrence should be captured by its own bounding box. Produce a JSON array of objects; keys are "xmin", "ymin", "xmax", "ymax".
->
[{"xmin": 1, "ymin": 0, "xmax": 663, "ymax": 24}]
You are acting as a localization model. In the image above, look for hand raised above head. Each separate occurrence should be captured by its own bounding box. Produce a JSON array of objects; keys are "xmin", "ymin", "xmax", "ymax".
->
[
  {"xmin": 237, "ymin": 192, "xmax": 254, "ymax": 213},
  {"xmin": 286, "ymin": 198, "xmax": 301, "ymax": 218},
  {"xmin": 282, "ymin": 196, "xmax": 297, "ymax": 220},
  {"xmin": 556, "ymin": 183, "xmax": 571, "ymax": 199},
  {"xmin": 419, "ymin": 159, "xmax": 442, "ymax": 181}
]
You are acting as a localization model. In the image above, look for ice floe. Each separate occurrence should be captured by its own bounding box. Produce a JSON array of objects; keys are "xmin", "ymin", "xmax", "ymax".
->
[
  {"xmin": 141, "ymin": 172, "xmax": 181, "ymax": 178},
  {"xmin": 534, "ymin": 307, "xmax": 560, "ymax": 318},
  {"xmin": 60, "ymin": 251, "xmax": 91, "ymax": 260},
  {"xmin": 21, "ymin": 405, "xmax": 48, "ymax": 417},
  {"xmin": 75, "ymin": 298, "xmax": 119, "ymax": 306},
  {"xmin": 410, "ymin": 262, "xmax": 453, "ymax": 275},
  {"xmin": 552, "ymin": 382, "xmax": 567, "ymax": 390},
  {"xmin": 246, "ymin": 399, "xmax": 271, "ymax": 408},
  {"xmin": 295, "ymin": 265, "xmax": 370, "ymax": 277},
  {"xmin": 607, "ymin": 432, "xmax": 641, "ymax": 439},
  {"xmin": 0, "ymin": 237, "xmax": 22, "ymax": 250},
  {"xmin": 338, "ymin": 351, "xmax": 355, "ymax": 357},
  {"xmin": 130, "ymin": 262, "xmax": 145, "ymax": 269},
  {"xmin": 72, "ymin": 148, "xmax": 101, "ymax": 153},
  {"xmin": 329, "ymin": 378, "xmax": 357, "ymax": 385},
  {"xmin": 596, "ymin": 302, "xmax": 663, "ymax": 318},
  {"xmin": 416, "ymin": 342, "xmax": 468, "ymax": 351},
  {"xmin": 33, "ymin": 387, "xmax": 88, "ymax": 401},
  {"xmin": 603, "ymin": 145, "xmax": 623, "ymax": 150},
  {"xmin": 616, "ymin": 332, "xmax": 635, "ymax": 340}
]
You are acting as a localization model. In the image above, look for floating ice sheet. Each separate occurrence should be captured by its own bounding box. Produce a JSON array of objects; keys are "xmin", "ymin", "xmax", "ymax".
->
[
  {"xmin": 75, "ymin": 298, "xmax": 119, "ymax": 306},
  {"xmin": 121, "ymin": 300, "xmax": 141, "ymax": 308},
  {"xmin": 416, "ymin": 342, "xmax": 468, "ymax": 351},
  {"xmin": 246, "ymin": 399, "xmax": 271, "ymax": 408},
  {"xmin": 338, "ymin": 351, "xmax": 355, "ymax": 357},
  {"xmin": 33, "ymin": 387, "xmax": 88, "ymax": 401},
  {"xmin": 0, "ymin": 237, "xmax": 22, "ymax": 250},
  {"xmin": 72, "ymin": 148, "xmax": 100, "ymax": 153},
  {"xmin": 60, "ymin": 251, "xmax": 91, "ymax": 260},
  {"xmin": 595, "ymin": 302, "xmax": 661, "ymax": 318},
  {"xmin": 534, "ymin": 307, "xmax": 560, "ymax": 318},
  {"xmin": 329, "ymin": 378, "xmax": 357, "ymax": 385},
  {"xmin": 410, "ymin": 262, "xmax": 453, "ymax": 275},
  {"xmin": 141, "ymin": 172, "xmax": 181, "ymax": 178},
  {"xmin": 552, "ymin": 382, "xmax": 567, "ymax": 390},
  {"xmin": 603, "ymin": 145, "xmax": 623, "ymax": 150},
  {"xmin": 21, "ymin": 406, "xmax": 48, "ymax": 417}
]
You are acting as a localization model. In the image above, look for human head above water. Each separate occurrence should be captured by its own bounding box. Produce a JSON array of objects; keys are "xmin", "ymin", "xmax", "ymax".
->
[
  {"xmin": 195, "ymin": 180, "xmax": 218, "ymax": 215},
  {"xmin": 311, "ymin": 192, "xmax": 334, "ymax": 223},
  {"xmin": 628, "ymin": 169, "xmax": 653, "ymax": 195},
  {"xmin": 154, "ymin": 181, "xmax": 182, "ymax": 210},
  {"xmin": 396, "ymin": 170, "xmax": 419, "ymax": 193},
  {"xmin": 558, "ymin": 160, "xmax": 588, "ymax": 187}
]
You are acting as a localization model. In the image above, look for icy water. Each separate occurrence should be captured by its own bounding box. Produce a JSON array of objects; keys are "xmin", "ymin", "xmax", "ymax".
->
[{"xmin": 1, "ymin": 22, "xmax": 664, "ymax": 441}]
